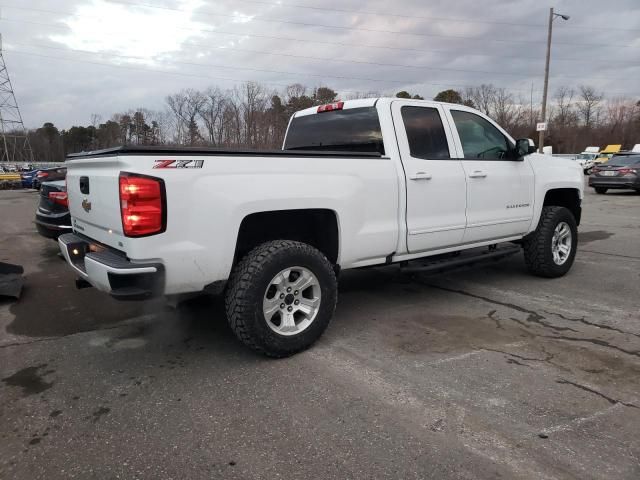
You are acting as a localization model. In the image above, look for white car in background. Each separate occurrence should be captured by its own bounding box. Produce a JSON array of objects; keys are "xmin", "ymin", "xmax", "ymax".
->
[{"xmin": 575, "ymin": 146, "xmax": 600, "ymax": 174}]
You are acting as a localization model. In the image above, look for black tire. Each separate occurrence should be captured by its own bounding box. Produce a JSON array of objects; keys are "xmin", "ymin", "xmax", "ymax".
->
[
  {"xmin": 523, "ymin": 206, "xmax": 578, "ymax": 278},
  {"xmin": 594, "ymin": 187, "xmax": 608, "ymax": 194},
  {"xmin": 225, "ymin": 240, "xmax": 337, "ymax": 358}
]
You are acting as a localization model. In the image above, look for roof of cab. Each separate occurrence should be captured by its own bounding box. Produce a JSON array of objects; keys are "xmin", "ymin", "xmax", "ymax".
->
[{"xmin": 292, "ymin": 97, "xmax": 483, "ymax": 119}]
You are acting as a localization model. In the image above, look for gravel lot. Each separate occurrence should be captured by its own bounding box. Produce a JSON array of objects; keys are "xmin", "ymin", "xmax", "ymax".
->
[{"xmin": 1, "ymin": 184, "xmax": 639, "ymax": 479}]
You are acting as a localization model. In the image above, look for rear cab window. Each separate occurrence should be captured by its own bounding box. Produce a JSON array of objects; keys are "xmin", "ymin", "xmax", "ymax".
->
[
  {"xmin": 400, "ymin": 106, "xmax": 450, "ymax": 160},
  {"xmin": 284, "ymin": 107, "xmax": 385, "ymax": 155}
]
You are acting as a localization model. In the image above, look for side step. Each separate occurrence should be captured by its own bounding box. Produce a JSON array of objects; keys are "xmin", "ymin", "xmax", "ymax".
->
[{"xmin": 400, "ymin": 245, "xmax": 521, "ymax": 275}]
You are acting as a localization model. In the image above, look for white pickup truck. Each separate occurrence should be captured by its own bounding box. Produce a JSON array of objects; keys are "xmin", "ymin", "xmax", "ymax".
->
[{"xmin": 59, "ymin": 98, "xmax": 583, "ymax": 357}]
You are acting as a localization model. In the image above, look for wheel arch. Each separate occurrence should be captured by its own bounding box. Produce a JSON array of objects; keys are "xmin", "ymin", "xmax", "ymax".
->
[
  {"xmin": 233, "ymin": 209, "xmax": 340, "ymax": 268},
  {"xmin": 542, "ymin": 188, "xmax": 582, "ymax": 226}
]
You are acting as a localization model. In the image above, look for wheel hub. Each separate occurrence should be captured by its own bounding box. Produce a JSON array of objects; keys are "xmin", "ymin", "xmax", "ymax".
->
[
  {"xmin": 551, "ymin": 221, "xmax": 572, "ymax": 266},
  {"xmin": 262, "ymin": 267, "xmax": 321, "ymax": 336}
]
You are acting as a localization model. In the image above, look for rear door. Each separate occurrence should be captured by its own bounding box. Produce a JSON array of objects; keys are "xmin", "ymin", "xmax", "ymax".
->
[
  {"xmin": 391, "ymin": 101, "xmax": 467, "ymax": 253},
  {"xmin": 445, "ymin": 108, "xmax": 534, "ymax": 243}
]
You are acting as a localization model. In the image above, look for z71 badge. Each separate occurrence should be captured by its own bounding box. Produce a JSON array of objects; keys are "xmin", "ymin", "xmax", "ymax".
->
[{"xmin": 153, "ymin": 159, "xmax": 204, "ymax": 169}]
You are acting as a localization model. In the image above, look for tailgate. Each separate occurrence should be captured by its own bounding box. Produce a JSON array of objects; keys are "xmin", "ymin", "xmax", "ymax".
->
[{"xmin": 66, "ymin": 155, "xmax": 126, "ymax": 249}]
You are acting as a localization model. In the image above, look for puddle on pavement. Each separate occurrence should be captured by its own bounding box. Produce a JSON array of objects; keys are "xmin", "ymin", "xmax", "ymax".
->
[
  {"xmin": 2, "ymin": 364, "xmax": 54, "ymax": 397},
  {"xmin": 579, "ymin": 230, "xmax": 614, "ymax": 244},
  {"xmin": 7, "ymin": 247, "xmax": 164, "ymax": 337}
]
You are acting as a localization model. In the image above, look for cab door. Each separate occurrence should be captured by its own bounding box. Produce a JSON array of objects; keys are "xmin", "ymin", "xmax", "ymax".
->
[
  {"xmin": 444, "ymin": 108, "xmax": 534, "ymax": 243},
  {"xmin": 391, "ymin": 101, "xmax": 467, "ymax": 253}
]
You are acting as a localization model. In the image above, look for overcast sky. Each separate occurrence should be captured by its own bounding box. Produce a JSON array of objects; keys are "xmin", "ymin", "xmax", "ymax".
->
[{"xmin": 1, "ymin": 0, "xmax": 638, "ymax": 129}]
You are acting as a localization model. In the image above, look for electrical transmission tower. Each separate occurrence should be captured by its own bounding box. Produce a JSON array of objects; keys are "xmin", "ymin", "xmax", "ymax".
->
[{"xmin": 0, "ymin": 34, "xmax": 34, "ymax": 164}]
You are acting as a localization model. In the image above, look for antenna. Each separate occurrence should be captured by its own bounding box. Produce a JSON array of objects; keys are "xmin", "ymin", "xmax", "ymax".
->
[{"xmin": 0, "ymin": 33, "xmax": 34, "ymax": 164}]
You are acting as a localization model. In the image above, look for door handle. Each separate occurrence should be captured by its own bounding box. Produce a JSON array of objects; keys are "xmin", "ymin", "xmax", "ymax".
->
[
  {"xmin": 468, "ymin": 170, "xmax": 487, "ymax": 178},
  {"xmin": 409, "ymin": 171, "xmax": 432, "ymax": 180}
]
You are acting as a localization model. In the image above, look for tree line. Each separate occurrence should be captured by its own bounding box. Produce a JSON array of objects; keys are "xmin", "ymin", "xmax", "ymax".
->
[{"xmin": 19, "ymin": 81, "xmax": 640, "ymax": 161}]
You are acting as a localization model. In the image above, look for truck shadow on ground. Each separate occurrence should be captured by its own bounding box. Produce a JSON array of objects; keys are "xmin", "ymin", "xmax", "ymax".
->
[{"xmin": 7, "ymin": 242, "xmax": 165, "ymax": 338}]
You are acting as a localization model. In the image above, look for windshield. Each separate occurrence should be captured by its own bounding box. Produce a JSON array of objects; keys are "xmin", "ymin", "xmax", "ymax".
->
[
  {"xmin": 577, "ymin": 153, "xmax": 595, "ymax": 160},
  {"xmin": 608, "ymin": 155, "xmax": 640, "ymax": 166},
  {"xmin": 284, "ymin": 107, "xmax": 384, "ymax": 154}
]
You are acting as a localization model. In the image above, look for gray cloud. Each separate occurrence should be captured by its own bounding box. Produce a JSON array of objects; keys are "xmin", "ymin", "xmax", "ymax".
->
[{"xmin": 1, "ymin": 0, "xmax": 638, "ymax": 128}]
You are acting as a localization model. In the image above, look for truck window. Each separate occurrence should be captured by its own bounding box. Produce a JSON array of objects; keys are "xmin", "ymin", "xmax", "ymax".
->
[
  {"xmin": 451, "ymin": 110, "xmax": 512, "ymax": 160},
  {"xmin": 284, "ymin": 107, "xmax": 384, "ymax": 155},
  {"xmin": 400, "ymin": 106, "xmax": 450, "ymax": 160}
]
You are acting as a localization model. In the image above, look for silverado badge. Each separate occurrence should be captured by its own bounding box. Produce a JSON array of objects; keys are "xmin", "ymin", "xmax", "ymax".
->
[{"xmin": 82, "ymin": 198, "xmax": 92, "ymax": 212}]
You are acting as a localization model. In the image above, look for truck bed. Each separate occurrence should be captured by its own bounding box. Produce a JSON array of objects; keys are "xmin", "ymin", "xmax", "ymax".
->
[{"xmin": 67, "ymin": 145, "xmax": 383, "ymax": 159}]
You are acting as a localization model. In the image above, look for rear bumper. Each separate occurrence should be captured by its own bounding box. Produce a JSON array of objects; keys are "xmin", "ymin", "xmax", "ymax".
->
[
  {"xmin": 35, "ymin": 215, "xmax": 72, "ymax": 239},
  {"xmin": 588, "ymin": 176, "xmax": 640, "ymax": 189},
  {"xmin": 58, "ymin": 232, "xmax": 164, "ymax": 300}
]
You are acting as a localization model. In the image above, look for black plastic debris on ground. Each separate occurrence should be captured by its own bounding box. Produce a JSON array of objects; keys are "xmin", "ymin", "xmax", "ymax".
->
[{"xmin": 0, "ymin": 262, "xmax": 24, "ymax": 299}]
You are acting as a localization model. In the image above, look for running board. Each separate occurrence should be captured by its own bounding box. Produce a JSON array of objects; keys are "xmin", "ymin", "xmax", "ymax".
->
[{"xmin": 400, "ymin": 245, "xmax": 521, "ymax": 275}]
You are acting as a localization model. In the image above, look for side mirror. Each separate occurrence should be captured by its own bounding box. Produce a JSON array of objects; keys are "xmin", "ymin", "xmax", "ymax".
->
[{"xmin": 514, "ymin": 138, "xmax": 536, "ymax": 159}]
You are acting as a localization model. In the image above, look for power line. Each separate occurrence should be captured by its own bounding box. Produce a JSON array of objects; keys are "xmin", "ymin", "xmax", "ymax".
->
[
  {"xmin": 6, "ymin": 38, "xmax": 627, "ymax": 85},
  {"xmin": 9, "ymin": 44, "xmax": 636, "ymax": 99},
  {"xmin": 2, "ymin": 3, "xmax": 636, "ymax": 49},
  {"xmin": 1, "ymin": 14, "xmax": 635, "ymax": 70},
  {"xmin": 6, "ymin": 13, "xmax": 636, "ymax": 85},
  {"xmin": 215, "ymin": 0, "xmax": 640, "ymax": 33},
  {"xmin": 5, "ymin": 48, "xmax": 537, "ymax": 97},
  {"xmin": 1, "ymin": 39, "xmax": 543, "ymax": 82},
  {"xmin": 108, "ymin": 0, "xmax": 638, "ymax": 48}
]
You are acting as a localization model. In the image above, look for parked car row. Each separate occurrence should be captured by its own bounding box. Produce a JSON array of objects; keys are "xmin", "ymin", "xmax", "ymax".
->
[
  {"xmin": 588, "ymin": 152, "xmax": 640, "ymax": 194},
  {"xmin": 20, "ymin": 166, "xmax": 67, "ymax": 189}
]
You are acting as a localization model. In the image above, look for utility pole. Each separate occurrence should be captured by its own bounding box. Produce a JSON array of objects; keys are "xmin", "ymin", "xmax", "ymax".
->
[
  {"xmin": 538, "ymin": 7, "xmax": 570, "ymax": 153},
  {"xmin": 0, "ymin": 34, "xmax": 34, "ymax": 164}
]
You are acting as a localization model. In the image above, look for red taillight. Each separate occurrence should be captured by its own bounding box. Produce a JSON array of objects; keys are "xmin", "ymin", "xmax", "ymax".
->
[
  {"xmin": 119, "ymin": 173, "xmax": 165, "ymax": 237},
  {"xmin": 619, "ymin": 168, "xmax": 636, "ymax": 175},
  {"xmin": 317, "ymin": 101, "xmax": 344, "ymax": 113},
  {"xmin": 48, "ymin": 191, "xmax": 68, "ymax": 207},
  {"xmin": 592, "ymin": 167, "xmax": 601, "ymax": 173},
  {"xmin": 37, "ymin": 172, "xmax": 49, "ymax": 178}
]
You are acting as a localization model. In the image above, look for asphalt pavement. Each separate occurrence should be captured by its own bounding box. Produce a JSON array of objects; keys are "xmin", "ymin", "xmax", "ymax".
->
[{"xmin": 1, "ymin": 183, "xmax": 639, "ymax": 479}]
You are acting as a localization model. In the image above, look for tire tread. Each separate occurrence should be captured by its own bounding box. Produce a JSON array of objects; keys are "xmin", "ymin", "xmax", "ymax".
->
[
  {"xmin": 523, "ymin": 206, "xmax": 576, "ymax": 278},
  {"xmin": 225, "ymin": 240, "xmax": 336, "ymax": 357}
]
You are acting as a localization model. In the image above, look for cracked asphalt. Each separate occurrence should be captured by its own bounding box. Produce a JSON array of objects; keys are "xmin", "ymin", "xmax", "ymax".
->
[{"xmin": 1, "ymin": 184, "xmax": 639, "ymax": 479}]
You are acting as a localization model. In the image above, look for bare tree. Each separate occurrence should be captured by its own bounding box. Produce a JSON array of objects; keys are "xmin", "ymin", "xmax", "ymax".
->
[
  {"xmin": 467, "ymin": 84, "xmax": 497, "ymax": 115},
  {"xmin": 166, "ymin": 89, "xmax": 205, "ymax": 145},
  {"xmin": 491, "ymin": 88, "xmax": 516, "ymax": 129},
  {"xmin": 577, "ymin": 85, "xmax": 603, "ymax": 129},
  {"xmin": 552, "ymin": 86, "xmax": 577, "ymax": 128},
  {"xmin": 199, "ymin": 87, "xmax": 226, "ymax": 146}
]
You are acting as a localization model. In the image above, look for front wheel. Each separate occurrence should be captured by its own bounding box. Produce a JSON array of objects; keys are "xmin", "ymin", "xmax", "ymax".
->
[
  {"xmin": 225, "ymin": 240, "xmax": 337, "ymax": 357},
  {"xmin": 523, "ymin": 206, "xmax": 577, "ymax": 278},
  {"xmin": 594, "ymin": 187, "xmax": 608, "ymax": 194}
]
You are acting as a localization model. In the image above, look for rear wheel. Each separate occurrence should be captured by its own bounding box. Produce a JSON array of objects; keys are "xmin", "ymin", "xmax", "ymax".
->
[
  {"xmin": 225, "ymin": 240, "xmax": 337, "ymax": 357},
  {"xmin": 594, "ymin": 187, "xmax": 608, "ymax": 194},
  {"xmin": 523, "ymin": 206, "xmax": 577, "ymax": 278}
]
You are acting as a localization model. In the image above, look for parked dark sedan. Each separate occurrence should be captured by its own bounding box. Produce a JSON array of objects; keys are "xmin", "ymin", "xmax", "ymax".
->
[
  {"xmin": 35, "ymin": 180, "xmax": 72, "ymax": 239},
  {"xmin": 33, "ymin": 167, "xmax": 67, "ymax": 190},
  {"xmin": 588, "ymin": 153, "xmax": 640, "ymax": 194}
]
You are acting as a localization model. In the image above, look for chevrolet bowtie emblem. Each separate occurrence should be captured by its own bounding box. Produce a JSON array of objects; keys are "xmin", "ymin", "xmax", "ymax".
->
[{"xmin": 82, "ymin": 198, "xmax": 92, "ymax": 212}]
